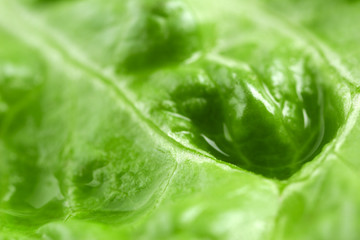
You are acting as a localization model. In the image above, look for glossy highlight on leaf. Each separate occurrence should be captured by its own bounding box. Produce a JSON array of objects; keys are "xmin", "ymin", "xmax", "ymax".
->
[{"xmin": 171, "ymin": 56, "xmax": 343, "ymax": 179}]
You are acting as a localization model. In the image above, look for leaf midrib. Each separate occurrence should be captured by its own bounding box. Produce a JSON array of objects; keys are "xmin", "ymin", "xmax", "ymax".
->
[
  {"xmin": 0, "ymin": 0, "xmax": 356, "ymax": 183},
  {"xmin": 0, "ymin": 0, "xmax": 244, "ymax": 173}
]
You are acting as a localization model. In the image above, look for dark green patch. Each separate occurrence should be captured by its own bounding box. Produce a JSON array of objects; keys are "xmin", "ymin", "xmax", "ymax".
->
[
  {"xmin": 120, "ymin": 0, "xmax": 203, "ymax": 73},
  {"xmin": 171, "ymin": 58, "xmax": 343, "ymax": 179}
]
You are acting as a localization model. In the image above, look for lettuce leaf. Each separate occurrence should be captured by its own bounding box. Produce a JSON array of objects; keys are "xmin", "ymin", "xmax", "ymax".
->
[{"xmin": 0, "ymin": 0, "xmax": 359, "ymax": 239}]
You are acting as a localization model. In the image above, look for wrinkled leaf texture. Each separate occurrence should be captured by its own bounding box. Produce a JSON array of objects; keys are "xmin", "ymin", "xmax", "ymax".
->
[{"xmin": 1, "ymin": 0, "xmax": 360, "ymax": 239}]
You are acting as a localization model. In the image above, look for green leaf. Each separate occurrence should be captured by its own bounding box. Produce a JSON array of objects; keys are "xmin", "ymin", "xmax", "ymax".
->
[{"xmin": 0, "ymin": 0, "xmax": 359, "ymax": 239}]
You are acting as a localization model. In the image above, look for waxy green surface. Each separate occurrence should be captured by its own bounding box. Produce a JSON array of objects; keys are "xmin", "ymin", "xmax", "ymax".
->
[{"xmin": 0, "ymin": 0, "xmax": 359, "ymax": 239}]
